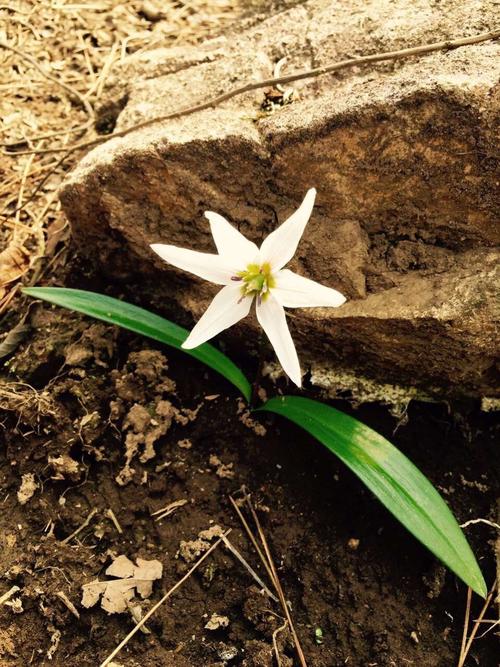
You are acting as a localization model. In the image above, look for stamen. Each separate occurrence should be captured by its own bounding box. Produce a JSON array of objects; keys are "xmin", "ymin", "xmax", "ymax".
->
[
  {"xmin": 239, "ymin": 262, "xmax": 275, "ymax": 300},
  {"xmin": 231, "ymin": 275, "xmax": 242, "ymax": 281}
]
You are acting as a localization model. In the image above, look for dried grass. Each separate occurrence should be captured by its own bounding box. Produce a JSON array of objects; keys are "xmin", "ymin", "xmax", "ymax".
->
[{"xmin": 0, "ymin": 0, "xmax": 241, "ymax": 313}]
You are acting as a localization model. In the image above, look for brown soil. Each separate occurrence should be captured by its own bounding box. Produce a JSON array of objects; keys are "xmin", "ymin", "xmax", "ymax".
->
[
  {"xmin": 1, "ymin": 5, "xmax": 499, "ymax": 663},
  {"xmin": 0, "ymin": 293, "xmax": 498, "ymax": 666}
]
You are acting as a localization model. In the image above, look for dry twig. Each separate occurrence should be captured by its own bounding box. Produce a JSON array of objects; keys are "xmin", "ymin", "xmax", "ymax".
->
[
  {"xmin": 0, "ymin": 585, "xmax": 20, "ymax": 606},
  {"xmin": 105, "ymin": 508, "xmax": 123, "ymax": 534},
  {"xmin": 61, "ymin": 507, "xmax": 98, "ymax": 545},
  {"xmin": 7, "ymin": 29, "xmax": 499, "ymax": 158},
  {"xmin": 457, "ymin": 581, "xmax": 497, "ymax": 667},
  {"xmin": 229, "ymin": 495, "xmax": 275, "ymax": 588},
  {"xmin": 221, "ymin": 533, "xmax": 278, "ymax": 602},
  {"xmin": 2, "ymin": 28, "xmax": 498, "ymax": 224},
  {"xmin": 230, "ymin": 489, "xmax": 308, "ymax": 667},
  {"xmin": 458, "ymin": 586, "xmax": 472, "ymax": 666},
  {"xmin": 272, "ymin": 619, "xmax": 289, "ymax": 667},
  {"xmin": 245, "ymin": 494, "xmax": 308, "ymax": 667},
  {"xmin": 56, "ymin": 591, "xmax": 80, "ymax": 620},
  {"xmin": 461, "ymin": 518, "xmax": 500, "ymax": 531}
]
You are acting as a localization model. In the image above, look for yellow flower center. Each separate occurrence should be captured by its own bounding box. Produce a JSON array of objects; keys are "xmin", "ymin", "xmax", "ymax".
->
[{"xmin": 237, "ymin": 263, "xmax": 275, "ymax": 300}]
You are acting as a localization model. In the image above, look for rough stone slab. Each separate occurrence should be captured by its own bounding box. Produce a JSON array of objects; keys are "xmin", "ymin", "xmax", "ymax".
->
[{"xmin": 60, "ymin": 0, "xmax": 500, "ymax": 397}]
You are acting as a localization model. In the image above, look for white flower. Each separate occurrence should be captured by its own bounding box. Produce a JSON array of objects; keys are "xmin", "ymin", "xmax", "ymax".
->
[{"xmin": 151, "ymin": 188, "xmax": 346, "ymax": 387}]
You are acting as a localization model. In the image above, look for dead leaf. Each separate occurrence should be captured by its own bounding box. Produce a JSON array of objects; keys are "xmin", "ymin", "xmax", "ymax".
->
[
  {"xmin": 106, "ymin": 554, "xmax": 135, "ymax": 579},
  {"xmin": 0, "ymin": 322, "xmax": 30, "ymax": 361},
  {"xmin": 81, "ymin": 555, "xmax": 162, "ymax": 614},
  {"xmin": 0, "ymin": 241, "xmax": 29, "ymax": 287},
  {"xmin": 45, "ymin": 217, "xmax": 68, "ymax": 257}
]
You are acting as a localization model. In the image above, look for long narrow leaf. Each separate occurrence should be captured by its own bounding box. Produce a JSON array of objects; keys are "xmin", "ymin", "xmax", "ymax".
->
[
  {"xmin": 258, "ymin": 395, "xmax": 486, "ymax": 597},
  {"xmin": 23, "ymin": 287, "xmax": 251, "ymax": 401}
]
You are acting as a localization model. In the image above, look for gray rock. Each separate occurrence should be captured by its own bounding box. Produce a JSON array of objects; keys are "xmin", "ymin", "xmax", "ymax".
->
[{"xmin": 60, "ymin": 0, "xmax": 499, "ymax": 398}]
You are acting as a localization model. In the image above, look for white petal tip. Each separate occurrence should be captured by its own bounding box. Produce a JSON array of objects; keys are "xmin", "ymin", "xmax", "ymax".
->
[
  {"xmin": 305, "ymin": 188, "xmax": 317, "ymax": 203},
  {"xmin": 181, "ymin": 339, "xmax": 196, "ymax": 350}
]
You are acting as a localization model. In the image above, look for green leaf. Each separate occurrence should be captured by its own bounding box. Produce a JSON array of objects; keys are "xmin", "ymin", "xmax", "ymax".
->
[
  {"xmin": 258, "ymin": 395, "xmax": 487, "ymax": 597},
  {"xmin": 23, "ymin": 287, "xmax": 251, "ymax": 401}
]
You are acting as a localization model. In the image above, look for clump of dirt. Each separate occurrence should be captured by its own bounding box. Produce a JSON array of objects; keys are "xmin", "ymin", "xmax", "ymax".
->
[{"xmin": 0, "ymin": 303, "xmax": 498, "ymax": 666}]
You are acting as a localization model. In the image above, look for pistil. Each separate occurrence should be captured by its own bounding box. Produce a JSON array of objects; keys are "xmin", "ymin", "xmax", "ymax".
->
[{"xmin": 238, "ymin": 262, "xmax": 275, "ymax": 300}]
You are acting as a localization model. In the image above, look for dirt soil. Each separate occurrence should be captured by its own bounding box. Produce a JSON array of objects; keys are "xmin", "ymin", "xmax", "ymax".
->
[
  {"xmin": 0, "ymin": 293, "xmax": 498, "ymax": 666},
  {"xmin": 0, "ymin": 2, "xmax": 498, "ymax": 665}
]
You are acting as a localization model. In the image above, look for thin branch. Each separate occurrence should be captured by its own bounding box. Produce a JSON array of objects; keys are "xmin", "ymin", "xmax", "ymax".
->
[
  {"xmin": 61, "ymin": 507, "xmax": 98, "ymax": 545},
  {"xmin": 272, "ymin": 619, "xmax": 289, "ymax": 667},
  {"xmin": 460, "ymin": 518, "xmax": 500, "ymax": 531},
  {"xmin": 221, "ymin": 533, "xmax": 278, "ymax": 602},
  {"xmin": 0, "ymin": 586, "xmax": 20, "ymax": 605},
  {"xmin": 3, "ymin": 28, "xmax": 498, "ymax": 220},
  {"xmin": 5, "ymin": 28, "xmax": 499, "ymax": 158},
  {"xmin": 458, "ymin": 587, "xmax": 472, "ymax": 666},
  {"xmin": 229, "ymin": 494, "xmax": 275, "ymax": 589},
  {"xmin": 457, "ymin": 581, "xmax": 497, "ymax": 667},
  {"xmin": 13, "ymin": 147, "xmax": 37, "ymax": 236},
  {"xmin": 474, "ymin": 618, "xmax": 499, "ymax": 640},
  {"xmin": 246, "ymin": 494, "xmax": 308, "ymax": 667}
]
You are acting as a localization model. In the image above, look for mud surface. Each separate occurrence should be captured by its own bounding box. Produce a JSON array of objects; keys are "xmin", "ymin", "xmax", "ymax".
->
[{"xmin": 0, "ymin": 303, "xmax": 498, "ymax": 666}]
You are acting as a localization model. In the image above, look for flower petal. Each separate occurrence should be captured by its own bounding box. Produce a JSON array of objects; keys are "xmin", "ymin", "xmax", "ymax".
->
[
  {"xmin": 272, "ymin": 269, "xmax": 346, "ymax": 308},
  {"xmin": 151, "ymin": 244, "xmax": 235, "ymax": 285},
  {"xmin": 259, "ymin": 188, "xmax": 316, "ymax": 270},
  {"xmin": 205, "ymin": 212, "xmax": 259, "ymax": 266},
  {"xmin": 256, "ymin": 293, "xmax": 301, "ymax": 387},
  {"xmin": 182, "ymin": 284, "xmax": 253, "ymax": 349}
]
